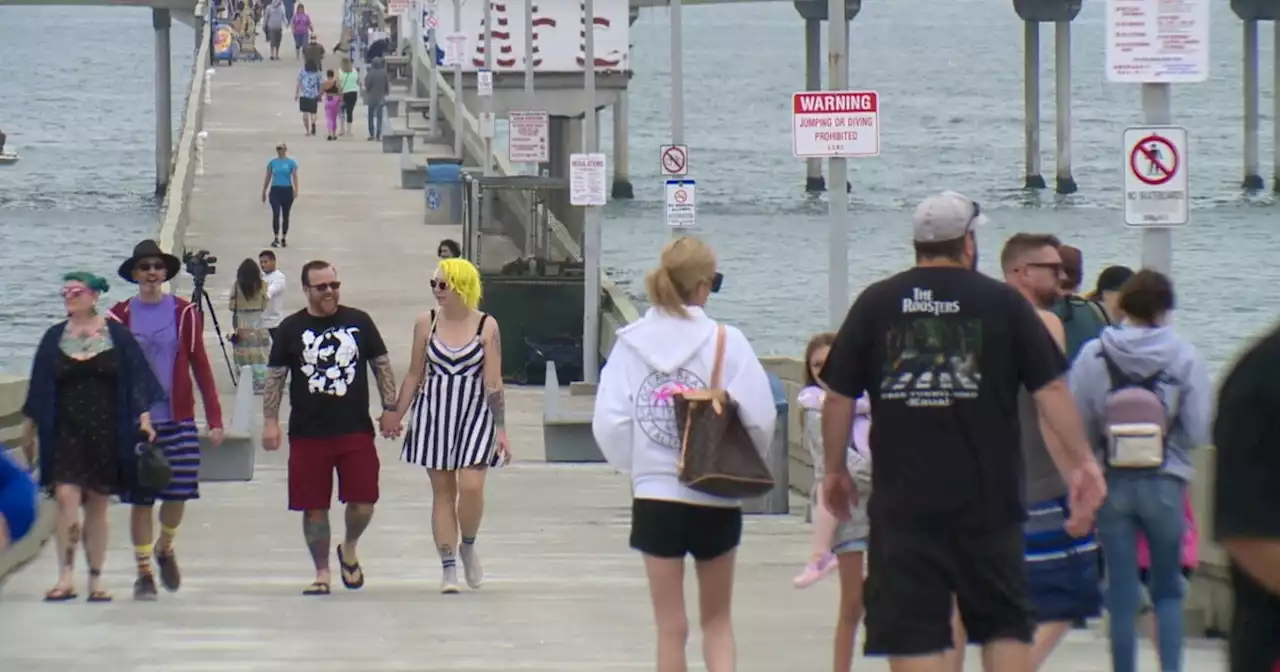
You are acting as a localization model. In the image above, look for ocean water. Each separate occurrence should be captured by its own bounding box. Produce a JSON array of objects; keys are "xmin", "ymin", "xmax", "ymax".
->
[{"xmin": 1, "ymin": 1, "xmax": 1277, "ymax": 379}]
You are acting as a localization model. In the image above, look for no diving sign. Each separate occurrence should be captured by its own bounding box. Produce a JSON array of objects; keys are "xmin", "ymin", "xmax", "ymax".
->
[{"xmin": 1123, "ymin": 126, "xmax": 1188, "ymax": 228}]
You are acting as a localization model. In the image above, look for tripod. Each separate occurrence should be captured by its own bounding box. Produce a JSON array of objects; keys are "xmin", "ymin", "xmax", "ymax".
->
[{"xmin": 190, "ymin": 276, "xmax": 239, "ymax": 385}]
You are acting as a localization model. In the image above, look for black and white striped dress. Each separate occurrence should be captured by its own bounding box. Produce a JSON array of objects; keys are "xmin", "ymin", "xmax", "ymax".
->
[{"xmin": 401, "ymin": 312, "xmax": 499, "ymax": 470}]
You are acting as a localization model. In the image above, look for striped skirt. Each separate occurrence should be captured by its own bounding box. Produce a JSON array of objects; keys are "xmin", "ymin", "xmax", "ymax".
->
[{"xmin": 122, "ymin": 420, "xmax": 202, "ymax": 505}]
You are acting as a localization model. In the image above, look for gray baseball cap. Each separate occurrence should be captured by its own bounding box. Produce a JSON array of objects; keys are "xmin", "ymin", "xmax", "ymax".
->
[{"xmin": 912, "ymin": 191, "xmax": 987, "ymax": 243}]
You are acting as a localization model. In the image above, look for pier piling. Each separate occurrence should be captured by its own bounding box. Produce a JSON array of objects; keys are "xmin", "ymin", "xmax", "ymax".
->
[
  {"xmin": 1053, "ymin": 19, "xmax": 1076, "ymax": 194},
  {"xmin": 611, "ymin": 92, "xmax": 634, "ymax": 198},
  {"xmin": 1023, "ymin": 22, "xmax": 1045, "ymax": 189},
  {"xmin": 1242, "ymin": 20, "xmax": 1265, "ymax": 190},
  {"xmin": 153, "ymin": 8, "xmax": 173, "ymax": 198},
  {"xmin": 794, "ymin": 0, "xmax": 859, "ymax": 194}
]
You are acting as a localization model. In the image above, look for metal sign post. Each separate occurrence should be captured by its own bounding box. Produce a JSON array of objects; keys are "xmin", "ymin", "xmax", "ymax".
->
[
  {"xmin": 427, "ymin": 0, "xmax": 439, "ymax": 137},
  {"xmin": 670, "ymin": 0, "xmax": 684, "ymax": 238},
  {"xmin": 582, "ymin": 0, "xmax": 601, "ymax": 384},
  {"xmin": 826, "ymin": 0, "xmax": 849, "ymax": 329},
  {"xmin": 451, "ymin": 0, "xmax": 463, "ymax": 157},
  {"xmin": 524, "ymin": 0, "xmax": 536, "ymax": 174}
]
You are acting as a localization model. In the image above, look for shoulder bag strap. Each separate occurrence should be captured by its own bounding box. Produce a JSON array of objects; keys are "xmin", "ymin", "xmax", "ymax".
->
[{"xmin": 710, "ymin": 324, "xmax": 726, "ymax": 389}]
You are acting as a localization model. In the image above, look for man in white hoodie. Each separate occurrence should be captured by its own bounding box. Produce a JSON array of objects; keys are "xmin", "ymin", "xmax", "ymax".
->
[{"xmin": 592, "ymin": 237, "xmax": 776, "ymax": 671}]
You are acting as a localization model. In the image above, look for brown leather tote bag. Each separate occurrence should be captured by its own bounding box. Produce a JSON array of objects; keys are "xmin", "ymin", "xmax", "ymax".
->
[{"xmin": 672, "ymin": 324, "xmax": 776, "ymax": 498}]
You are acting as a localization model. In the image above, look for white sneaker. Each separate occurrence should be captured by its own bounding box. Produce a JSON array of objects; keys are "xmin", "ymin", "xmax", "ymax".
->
[{"xmin": 460, "ymin": 544, "xmax": 484, "ymax": 589}]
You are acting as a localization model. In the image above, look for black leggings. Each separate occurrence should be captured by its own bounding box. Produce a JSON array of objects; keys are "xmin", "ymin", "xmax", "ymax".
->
[
  {"xmin": 342, "ymin": 91, "xmax": 358, "ymax": 123},
  {"xmin": 268, "ymin": 186, "xmax": 294, "ymax": 237}
]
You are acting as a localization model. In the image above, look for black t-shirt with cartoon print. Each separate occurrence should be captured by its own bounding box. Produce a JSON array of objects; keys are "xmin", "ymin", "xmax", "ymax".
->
[
  {"xmin": 819, "ymin": 266, "xmax": 1066, "ymax": 531},
  {"xmin": 269, "ymin": 306, "xmax": 388, "ymax": 438}
]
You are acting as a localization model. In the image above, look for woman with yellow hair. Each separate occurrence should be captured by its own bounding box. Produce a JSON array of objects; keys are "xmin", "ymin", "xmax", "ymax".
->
[{"xmin": 388, "ymin": 258, "xmax": 510, "ymax": 594}]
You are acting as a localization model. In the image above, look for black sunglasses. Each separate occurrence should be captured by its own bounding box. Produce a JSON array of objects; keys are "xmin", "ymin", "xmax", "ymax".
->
[
  {"xmin": 711, "ymin": 272, "xmax": 724, "ymax": 294},
  {"xmin": 309, "ymin": 281, "xmax": 341, "ymax": 292},
  {"xmin": 430, "ymin": 279, "xmax": 448, "ymax": 291}
]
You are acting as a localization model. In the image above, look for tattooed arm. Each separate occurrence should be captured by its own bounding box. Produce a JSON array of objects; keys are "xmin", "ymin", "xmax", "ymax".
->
[
  {"xmin": 370, "ymin": 355, "xmax": 398, "ymax": 410},
  {"xmin": 482, "ymin": 318, "xmax": 506, "ymax": 433},
  {"xmin": 264, "ymin": 366, "xmax": 289, "ymax": 422}
]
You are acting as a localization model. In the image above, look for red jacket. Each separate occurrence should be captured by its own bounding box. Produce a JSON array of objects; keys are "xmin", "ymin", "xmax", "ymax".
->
[{"xmin": 108, "ymin": 296, "xmax": 224, "ymax": 429}]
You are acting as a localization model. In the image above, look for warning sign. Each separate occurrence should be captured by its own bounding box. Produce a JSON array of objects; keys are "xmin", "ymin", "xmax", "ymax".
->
[
  {"xmin": 660, "ymin": 144, "xmax": 687, "ymax": 176},
  {"xmin": 665, "ymin": 179, "xmax": 695, "ymax": 228},
  {"xmin": 1123, "ymin": 126, "xmax": 1188, "ymax": 228}
]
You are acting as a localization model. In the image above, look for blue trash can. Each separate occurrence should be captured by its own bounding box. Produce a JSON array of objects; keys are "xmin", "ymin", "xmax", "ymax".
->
[
  {"xmin": 424, "ymin": 160, "xmax": 463, "ymax": 225},
  {"xmin": 743, "ymin": 372, "xmax": 790, "ymax": 515}
]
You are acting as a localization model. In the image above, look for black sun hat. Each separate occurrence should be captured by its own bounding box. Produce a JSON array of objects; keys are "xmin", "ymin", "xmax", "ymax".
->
[{"xmin": 118, "ymin": 240, "xmax": 181, "ymax": 284}]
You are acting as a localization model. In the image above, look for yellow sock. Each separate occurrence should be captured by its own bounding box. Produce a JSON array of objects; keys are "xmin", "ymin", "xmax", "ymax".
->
[
  {"xmin": 160, "ymin": 524, "xmax": 179, "ymax": 544},
  {"xmin": 135, "ymin": 544, "xmax": 154, "ymax": 575}
]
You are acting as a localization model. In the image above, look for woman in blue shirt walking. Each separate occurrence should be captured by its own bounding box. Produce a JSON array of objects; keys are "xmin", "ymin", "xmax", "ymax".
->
[{"xmin": 261, "ymin": 144, "xmax": 299, "ymax": 248}]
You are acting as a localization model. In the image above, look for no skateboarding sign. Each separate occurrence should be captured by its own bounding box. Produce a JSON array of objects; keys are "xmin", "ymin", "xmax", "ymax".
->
[
  {"xmin": 660, "ymin": 144, "xmax": 688, "ymax": 176},
  {"xmin": 1123, "ymin": 126, "xmax": 1188, "ymax": 227}
]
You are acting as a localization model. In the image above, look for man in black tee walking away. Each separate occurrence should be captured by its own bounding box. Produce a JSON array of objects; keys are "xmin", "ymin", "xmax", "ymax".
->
[
  {"xmin": 1213, "ymin": 327, "xmax": 1280, "ymax": 672},
  {"xmin": 262, "ymin": 260, "xmax": 402, "ymax": 596},
  {"xmin": 818, "ymin": 191, "xmax": 1107, "ymax": 672}
]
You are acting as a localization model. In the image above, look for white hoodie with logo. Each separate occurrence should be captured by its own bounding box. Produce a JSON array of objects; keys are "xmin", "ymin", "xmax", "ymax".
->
[{"xmin": 592, "ymin": 306, "xmax": 778, "ymax": 508}]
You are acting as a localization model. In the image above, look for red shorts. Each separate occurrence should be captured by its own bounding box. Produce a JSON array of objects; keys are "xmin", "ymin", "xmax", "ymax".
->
[{"xmin": 287, "ymin": 432, "xmax": 380, "ymax": 511}]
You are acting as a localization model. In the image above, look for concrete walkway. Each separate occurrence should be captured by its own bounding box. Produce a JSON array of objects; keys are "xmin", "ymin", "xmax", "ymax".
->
[{"xmin": 0, "ymin": 2, "xmax": 1228, "ymax": 669}]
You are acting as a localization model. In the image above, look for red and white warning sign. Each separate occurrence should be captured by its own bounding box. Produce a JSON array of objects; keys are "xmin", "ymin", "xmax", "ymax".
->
[
  {"xmin": 1123, "ymin": 126, "xmax": 1188, "ymax": 227},
  {"xmin": 791, "ymin": 90, "xmax": 880, "ymax": 158},
  {"xmin": 660, "ymin": 144, "xmax": 688, "ymax": 176}
]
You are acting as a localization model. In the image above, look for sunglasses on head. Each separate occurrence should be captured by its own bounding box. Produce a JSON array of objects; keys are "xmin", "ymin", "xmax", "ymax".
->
[{"xmin": 309, "ymin": 281, "xmax": 341, "ymax": 292}]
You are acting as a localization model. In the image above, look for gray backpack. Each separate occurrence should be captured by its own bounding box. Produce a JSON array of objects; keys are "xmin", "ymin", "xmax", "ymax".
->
[{"xmin": 1099, "ymin": 346, "xmax": 1174, "ymax": 469}]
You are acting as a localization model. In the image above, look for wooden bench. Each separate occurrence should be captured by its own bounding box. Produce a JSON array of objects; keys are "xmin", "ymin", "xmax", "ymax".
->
[{"xmin": 543, "ymin": 362, "xmax": 605, "ymax": 463}]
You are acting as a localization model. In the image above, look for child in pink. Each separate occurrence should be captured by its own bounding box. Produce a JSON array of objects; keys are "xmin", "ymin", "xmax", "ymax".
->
[
  {"xmin": 1136, "ymin": 494, "xmax": 1199, "ymax": 647},
  {"xmin": 321, "ymin": 69, "xmax": 341, "ymax": 140}
]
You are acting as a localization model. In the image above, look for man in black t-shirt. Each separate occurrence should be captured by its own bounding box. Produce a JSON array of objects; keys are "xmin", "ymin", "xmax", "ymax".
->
[
  {"xmin": 818, "ymin": 191, "xmax": 1106, "ymax": 669},
  {"xmin": 1213, "ymin": 328, "xmax": 1280, "ymax": 672},
  {"xmin": 263, "ymin": 260, "xmax": 401, "ymax": 596}
]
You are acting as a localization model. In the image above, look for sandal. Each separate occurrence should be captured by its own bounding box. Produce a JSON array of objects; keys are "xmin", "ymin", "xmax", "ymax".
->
[
  {"xmin": 87, "ymin": 590, "xmax": 114, "ymax": 603},
  {"xmin": 44, "ymin": 587, "xmax": 78, "ymax": 602},
  {"xmin": 301, "ymin": 581, "xmax": 330, "ymax": 596},
  {"xmin": 337, "ymin": 544, "xmax": 364, "ymax": 590}
]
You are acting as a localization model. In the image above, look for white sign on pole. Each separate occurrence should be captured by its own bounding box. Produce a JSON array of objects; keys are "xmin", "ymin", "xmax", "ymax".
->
[
  {"xmin": 1122, "ymin": 126, "xmax": 1189, "ymax": 227},
  {"xmin": 1106, "ymin": 0, "xmax": 1210, "ymax": 84},
  {"xmin": 479, "ymin": 112, "xmax": 496, "ymax": 138},
  {"xmin": 659, "ymin": 144, "xmax": 688, "ymax": 176},
  {"xmin": 665, "ymin": 179, "xmax": 696, "ymax": 228},
  {"xmin": 442, "ymin": 32, "xmax": 466, "ymax": 67},
  {"xmin": 508, "ymin": 110, "xmax": 549, "ymax": 163},
  {"xmin": 477, "ymin": 69, "xmax": 493, "ymax": 96},
  {"xmin": 792, "ymin": 90, "xmax": 880, "ymax": 158},
  {"xmin": 569, "ymin": 153, "xmax": 607, "ymax": 206},
  {"xmin": 424, "ymin": 14, "xmax": 438, "ymax": 30}
]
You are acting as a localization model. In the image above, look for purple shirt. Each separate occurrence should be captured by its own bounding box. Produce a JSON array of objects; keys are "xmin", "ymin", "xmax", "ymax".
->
[
  {"xmin": 130, "ymin": 295, "xmax": 179, "ymax": 423},
  {"xmin": 292, "ymin": 12, "xmax": 311, "ymax": 35}
]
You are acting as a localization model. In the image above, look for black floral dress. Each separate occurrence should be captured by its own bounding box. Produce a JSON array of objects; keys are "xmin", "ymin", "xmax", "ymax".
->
[{"xmin": 49, "ymin": 349, "xmax": 122, "ymax": 494}]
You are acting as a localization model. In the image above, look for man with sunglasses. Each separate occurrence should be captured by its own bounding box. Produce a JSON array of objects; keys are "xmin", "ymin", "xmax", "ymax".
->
[
  {"xmin": 818, "ymin": 192, "xmax": 1106, "ymax": 671},
  {"xmin": 999, "ymin": 233, "xmax": 1102, "ymax": 668},
  {"xmin": 262, "ymin": 260, "xmax": 400, "ymax": 596},
  {"xmin": 110, "ymin": 239, "xmax": 225, "ymax": 601}
]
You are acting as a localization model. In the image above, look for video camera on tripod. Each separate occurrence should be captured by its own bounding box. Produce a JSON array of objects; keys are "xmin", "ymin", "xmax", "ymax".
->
[
  {"xmin": 183, "ymin": 249, "xmax": 218, "ymax": 284},
  {"xmin": 181, "ymin": 248, "xmax": 238, "ymax": 384}
]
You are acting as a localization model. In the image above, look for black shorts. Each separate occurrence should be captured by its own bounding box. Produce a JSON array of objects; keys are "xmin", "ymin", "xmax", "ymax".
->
[
  {"xmin": 629, "ymin": 498, "xmax": 741, "ymax": 561},
  {"xmin": 864, "ymin": 522, "xmax": 1035, "ymax": 657},
  {"xmin": 298, "ymin": 97, "xmax": 318, "ymax": 114}
]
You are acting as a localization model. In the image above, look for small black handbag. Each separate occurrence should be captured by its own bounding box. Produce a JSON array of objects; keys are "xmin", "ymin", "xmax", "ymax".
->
[{"xmin": 137, "ymin": 437, "xmax": 173, "ymax": 492}]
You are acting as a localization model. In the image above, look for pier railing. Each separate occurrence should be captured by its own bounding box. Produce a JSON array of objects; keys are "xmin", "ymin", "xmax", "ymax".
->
[{"xmin": 156, "ymin": 0, "xmax": 212, "ymax": 257}]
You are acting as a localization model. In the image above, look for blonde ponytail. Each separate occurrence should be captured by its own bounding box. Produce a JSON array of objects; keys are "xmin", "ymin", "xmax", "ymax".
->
[{"xmin": 643, "ymin": 236, "xmax": 717, "ymax": 318}]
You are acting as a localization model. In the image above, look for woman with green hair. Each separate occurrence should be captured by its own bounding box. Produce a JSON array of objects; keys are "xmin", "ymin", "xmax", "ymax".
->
[
  {"xmin": 20, "ymin": 271, "xmax": 165, "ymax": 602},
  {"xmin": 389, "ymin": 257, "xmax": 511, "ymax": 594}
]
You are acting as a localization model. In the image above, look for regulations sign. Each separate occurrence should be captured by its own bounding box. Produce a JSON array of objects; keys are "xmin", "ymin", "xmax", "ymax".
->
[
  {"xmin": 569, "ymin": 153, "xmax": 607, "ymax": 206},
  {"xmin": 1123, "ymin": 126, "xmax": 1188, "ymax": 227},
  {"xmin": 1106, "ymin": 0, "xmax": 1209, "ymax": 84},
  {"xmin": 442, "ymin": 32, "xmax": 466, "ymax": 67},
  {"xmin": 508, "ymin": 111, "xmax": 549, "ymax": 163},
  {"xmin": 665, "ymin": 179, "xmax": 696, "ymax": 228},
  {"xmin": 660, "ymin": 144, "xmax": 687, "ymax": 176},
  {"xmin": 792, "ymin": 90, "xmax": 880, "ymax": 158},
  {"xmin": 388, "ymin": 0, "xmax": 408, "ymax": 14}
]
